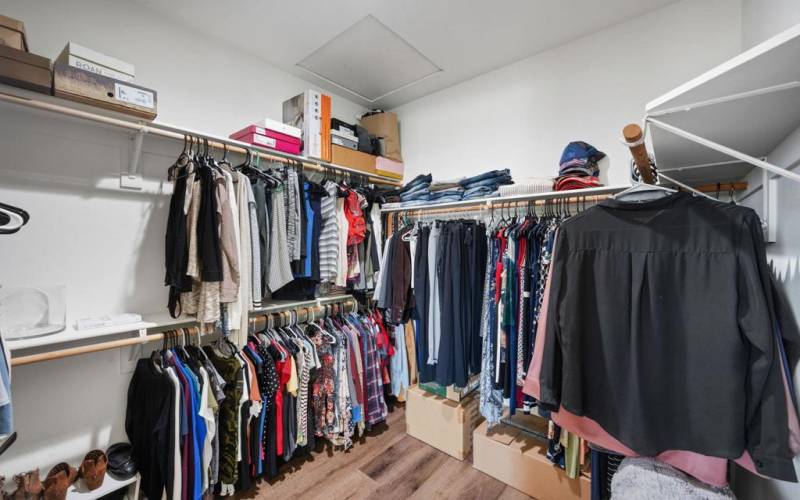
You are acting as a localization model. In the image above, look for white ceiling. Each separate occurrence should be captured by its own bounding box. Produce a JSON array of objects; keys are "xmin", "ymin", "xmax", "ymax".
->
[{"xmin": 132, "ymin": 0, "xmax": 680, "ymax": 109}]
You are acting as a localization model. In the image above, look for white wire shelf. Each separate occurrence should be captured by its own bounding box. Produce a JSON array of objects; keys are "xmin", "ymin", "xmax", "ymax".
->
[
  {"xmin": 0, "ymin": 84, "xmax": 401, "ymax": 186},
  {"xmin": 6, "ymin": 295, "xmax": 357, "ymax": 353},
  {"xmin": 646, "ymin": 22, "xmax": 800, "ymax": 186},
  {"xmin": 380, "ymin": 185, "xmax": 631, "ymax": 213}
]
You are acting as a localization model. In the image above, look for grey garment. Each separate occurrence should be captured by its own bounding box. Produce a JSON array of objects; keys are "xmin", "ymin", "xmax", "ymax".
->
[
  {"xmin": 285, "ymin": 169, "xmax": 302, "ymax": 261},
  {"xmin": 319, "ymin": 181, "xmax": 339, "ymax": 282},
  {"xmin": 376, "ymin": 235, "xmax": 395, "ymax": 309},
  {"xmin": 267, "ymin": 187, "xmax": 294, "ymax": 292},
  {"xmin": 246, "ymin": 180, "xmax": 262, "ymax": 306},
  {"xmin": 427, "ymin": 225, "xmax": 441, "ymax": 365},
  {"xmin": 611, "ymin": 457, "xmax": 736, "ymax": 500}
]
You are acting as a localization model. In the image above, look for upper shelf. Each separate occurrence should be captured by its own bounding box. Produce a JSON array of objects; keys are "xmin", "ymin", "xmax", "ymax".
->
[
  {"xmin": 0, "ymin": 84, "xmax": 401, "ymax": 186},
  {"xmin": 646, "ymin": 23, "xmax": 800, "ymax": 185}
]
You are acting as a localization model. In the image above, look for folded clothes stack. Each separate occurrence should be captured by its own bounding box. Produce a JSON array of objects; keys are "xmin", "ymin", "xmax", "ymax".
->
[
  {"xmin": 554, "ymin": 141, "xmax": 605, "ymax": 191},
  {"xmin": 497, "ymin": 177, "xmax": 554, "ymax": 196},
  {"xmin": 392, "ymin": 169, "xmax": 515, "ymax": 206},
  {"xmin": 459, "ymin": 169, "xmax": 514, "ymax": 200}
]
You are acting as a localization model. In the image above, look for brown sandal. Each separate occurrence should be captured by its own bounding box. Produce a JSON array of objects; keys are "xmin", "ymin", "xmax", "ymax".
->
[
  {"xmin": 10, "ymin": 470, "xmax": 42, "ymax": 500},
  {"xmin": 43, "ymin": 463, "xmax": 77, "ymax": 500},
  {"xmin": 79, "ymin": 450, "xmax": 107, "ymax": 491}
]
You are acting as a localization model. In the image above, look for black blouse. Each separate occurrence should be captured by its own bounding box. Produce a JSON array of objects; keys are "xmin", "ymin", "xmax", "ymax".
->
[{"xmin": 538, "ymin": 192, "xmax": 795, "ymax": 482}]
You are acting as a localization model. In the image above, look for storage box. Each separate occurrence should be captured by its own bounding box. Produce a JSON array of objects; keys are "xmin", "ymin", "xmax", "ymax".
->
[
  {"xmin": 406, "ymin": 385, "xmax": 483, "ymax": 460},
  {"xmin": 58, "ymin": 42, "xmax": 135, "ymax": 79},
  {"xmin": 375, "ymin": 156, "xmax": 405, "ymax": 181},
  {"xmin": 0, "ymin": 45, "xmax": 50, "ymax": 94},
  {"xmin": 359, "ymin": 111, "xmax": 402, "ymax": 162},
  {"xmin": 473, "ymin": 420, "xmax": 591, "ymax": 500},
  {"xmin": 331, "ymin": 144, "xmax": 376, "ymax": 174},
  {"xmin": 262, "ymin": 117, "xmax": 301, "ymax": 139},
  {"xmin": 53, "ymin": 62, "xmax": 157, "ymax": 120},
  {"xmin": 331, "ymin": 129, "xmax": 358, "ymax": 150},
  {"xmin": 418, "ymin": 373, "xmax": 479, "ymax": 402},
  {"xmin": 0, "ymin": 15, "xmax": 27, "ymax": 51},
  {"xmin": 230, "ymin": 125, "xmax": 302, "ymax": 155},
  {"xmin": 283, "ymin": 90, "xmax": 329, "ymax": 160}
]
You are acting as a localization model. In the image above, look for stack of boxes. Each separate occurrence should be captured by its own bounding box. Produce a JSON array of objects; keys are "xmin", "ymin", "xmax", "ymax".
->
[
  {"xmin": 0, "ymin": 15, "xmax": 51, "ymax": 94},
  {"xmin": 52, "ymin": 42, "xmax": 157, "ymax": 120}
]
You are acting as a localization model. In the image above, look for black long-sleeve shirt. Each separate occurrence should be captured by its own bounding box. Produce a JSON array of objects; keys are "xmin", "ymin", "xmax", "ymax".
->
[
  {"xmin": 538, "ymin": 192, "xmax": 796, "ymax": 482},
  {"xmin": 126, "ymin": 359, "xmax": 175, "ymax": 500}
]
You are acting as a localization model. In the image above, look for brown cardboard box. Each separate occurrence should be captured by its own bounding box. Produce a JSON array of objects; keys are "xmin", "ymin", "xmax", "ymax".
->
[
  {"xmin": 0, "ymin": 15, "xmax": 27, "ymax": 52},
  {"xmin": 331, "ymin": 144, "xmax": 377, "ymax": 174},
  {"xmin": 0, "ymin": 45, "xmax": 50, "ymax": 94},
  {"xmin": 53, "ymin": 62, "xmax": 157, "ymax": 120},
  {"xmin": 406, "ymin": 385, "xmax": 483, "ymax": 460},
  {"xmin": 359, "ymin": 111, "xmax": 402, "ymax": 162},
  {"xmin": 473, "ymin": 420, "xmax": 591, "ymax": 500}
]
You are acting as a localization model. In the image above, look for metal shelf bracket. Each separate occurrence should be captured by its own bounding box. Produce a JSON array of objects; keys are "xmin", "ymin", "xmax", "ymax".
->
[{"xmin": 121, "ymin": 127, "xmax": 148, "ymax": 190}]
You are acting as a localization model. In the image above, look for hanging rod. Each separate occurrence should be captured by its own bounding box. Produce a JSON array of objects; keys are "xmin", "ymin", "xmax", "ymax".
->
[
  {"xmin": 380, "ymin": 182, "xmax": 747, "ymax": 214},
  {"xmin": 380, "ymin": 185, "xmax": 631, "ymax": 213},
  {"xmin": 0, "ymin": 89, "xmax": 401, "ymax": 186},
  {"xmin": 10, "ymin": 295, "xmax": 358, "ymax": 367}
]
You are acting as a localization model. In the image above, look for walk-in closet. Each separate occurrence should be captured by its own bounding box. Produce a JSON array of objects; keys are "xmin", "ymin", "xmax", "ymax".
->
[{"xmin": 1, "ymin": 1, "xmax": 799, "ymax": 499}]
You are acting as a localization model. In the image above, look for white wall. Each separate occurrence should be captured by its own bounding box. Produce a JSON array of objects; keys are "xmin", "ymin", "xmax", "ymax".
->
[
  {"xmin": 0, "ymin": 0, "xmax": 366, "ymax": 135},
  {"xmin": 392, "ymin": 0, "xmax": 742, "ymax": 186},
  {"xmin": 0, "ymin": 0, "xmax": 366, "ymax": 480},
  {"xmin": 742, "ymin": 0, "xmax": 800, "ymax": 49}
]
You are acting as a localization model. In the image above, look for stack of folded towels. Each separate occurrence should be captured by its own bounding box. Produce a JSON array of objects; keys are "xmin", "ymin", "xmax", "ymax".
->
[{"xmin": 554, "ymin": 141, "xmax": 605, "ymax": 191}]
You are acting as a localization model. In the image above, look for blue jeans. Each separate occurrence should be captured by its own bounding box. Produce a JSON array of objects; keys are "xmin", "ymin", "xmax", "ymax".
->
[
  {"xmin": 400, "ymin": 174, "xmax": 432, "ymax": 193},
  {"xmin": 459, "ymin": 169, "xmax": 511, "ymax": 187}
]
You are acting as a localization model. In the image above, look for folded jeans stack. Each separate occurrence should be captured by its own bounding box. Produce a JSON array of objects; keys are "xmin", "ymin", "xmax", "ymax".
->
[
  {"xmin": 554, "ymin": 141, "xmax": 604, "ymax": 191},
  {"xmin": 459, "ymin": 169, "xmax": 514, "ymax": 200}
]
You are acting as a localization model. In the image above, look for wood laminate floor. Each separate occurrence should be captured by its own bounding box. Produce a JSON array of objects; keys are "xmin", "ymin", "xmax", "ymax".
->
[{"xmin": 235, "ymin": 404, "xmax": 532, "ymax": 500}]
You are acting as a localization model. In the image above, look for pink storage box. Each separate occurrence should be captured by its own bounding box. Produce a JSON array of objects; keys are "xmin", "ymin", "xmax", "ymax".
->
[
  {"xmin": 375, "ymin": 156, "xmax": 404, "ymax": 180},
  {"xmin": 230, "ymin": 125, "xmax": 302, "ymax": 155}
]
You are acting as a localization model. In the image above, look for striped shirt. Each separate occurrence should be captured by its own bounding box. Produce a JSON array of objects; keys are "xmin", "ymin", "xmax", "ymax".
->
[{"xmin": 319, "ymin": 181, "xmax": 339, "ymax": 282}]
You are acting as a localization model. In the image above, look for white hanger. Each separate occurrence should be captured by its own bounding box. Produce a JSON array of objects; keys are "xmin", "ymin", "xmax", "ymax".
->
[
  {"xmin": 0, "ymin": 207, "xmax": 24, "ymax": 231},
  {"xmin": 613, "ymin": 181, "xmax": 676, "ymax": 202}
]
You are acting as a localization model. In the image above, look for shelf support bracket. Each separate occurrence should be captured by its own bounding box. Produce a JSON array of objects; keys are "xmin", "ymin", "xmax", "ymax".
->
[{"xmin": 121, "ymin": 127, "xmax": 148, "ymax": 190}]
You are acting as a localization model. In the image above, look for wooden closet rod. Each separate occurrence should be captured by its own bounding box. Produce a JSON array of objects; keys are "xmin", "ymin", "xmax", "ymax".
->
[
  {"xmin": 11, "ymin": 299, "xmax": 358, "ymax": 367},
  {"xmin": 623, "ymin": 123, "xmax": 656, "ymax": 184}
]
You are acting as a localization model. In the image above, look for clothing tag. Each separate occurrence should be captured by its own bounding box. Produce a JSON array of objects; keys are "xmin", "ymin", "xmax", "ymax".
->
[
  {"xmin": 115, "ymin": 83, "xmax": 155, "ymax": 109},
  {"xmin": 522, "ymin": 291, "xmax": 531, "ymax": 298}
]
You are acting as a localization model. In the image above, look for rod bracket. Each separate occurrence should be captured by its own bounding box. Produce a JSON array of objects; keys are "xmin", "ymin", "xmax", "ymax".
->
[{"xmin": 121, "ymin": 128, "xmax": 148, "ymax": 190}]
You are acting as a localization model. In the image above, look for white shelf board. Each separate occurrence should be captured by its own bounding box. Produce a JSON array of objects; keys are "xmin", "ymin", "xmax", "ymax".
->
[
  {"xmin": 6, "ymin": 312, "xmax": 197, "ymax": 351},
  {"xmin": 646, "ymin": 23, "xmax": 800, "ymax": 183},
  {"xmin": 67, "ymin": 474, "xmax": 137, "ymax": 500}
]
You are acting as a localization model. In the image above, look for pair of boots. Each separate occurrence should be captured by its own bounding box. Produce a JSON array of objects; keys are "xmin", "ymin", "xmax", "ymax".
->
[{"xmin": 2, "ymin": 450, "xmax": 107, "ymax": 500}]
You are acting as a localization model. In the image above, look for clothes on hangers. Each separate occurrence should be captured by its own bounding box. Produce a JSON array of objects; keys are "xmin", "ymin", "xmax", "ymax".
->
[
  {"xmin": 164, "ymin": 150, "xmax": 387, "ymax": 341},
  {"xmin": 522, "ymin": 191, "xmax": 800, "ymax": 485},
  {"xmin": 125, "ymin": 306, "xmax": 410, "ymax": 499}
]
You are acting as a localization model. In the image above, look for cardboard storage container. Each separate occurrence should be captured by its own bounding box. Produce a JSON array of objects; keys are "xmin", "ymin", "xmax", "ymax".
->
[
  {"xmin": 418, "ymin": 373, "xmax": 479, "ymax": 402},
  {"xmin": 0, "ymin": 15, "xmax": 27, "ymax": 51},
  {"xmin": 375, "ymin": 156, "xmax": 405, "ymax": 181},
  {"xmin": 360, "ymin": 111, "xmax": 402, "ymax": 162},
  {"xmin": 473, "ymin": 420, "xmax": 591, "ymax": 500},
  {"xmin": 331, "ymin": 144, "xmax": 377, "ymax": 174},
  {"xmin": 0, "ymin": 45, "xmax": 50, "ymax": 94},
  {"xmin": 406, "ymin": 385, "xmax": 483, "ymax": 460},
  {"xmin": 53, "ymin": 62, "xmax": 157, "ymax": 120}
]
